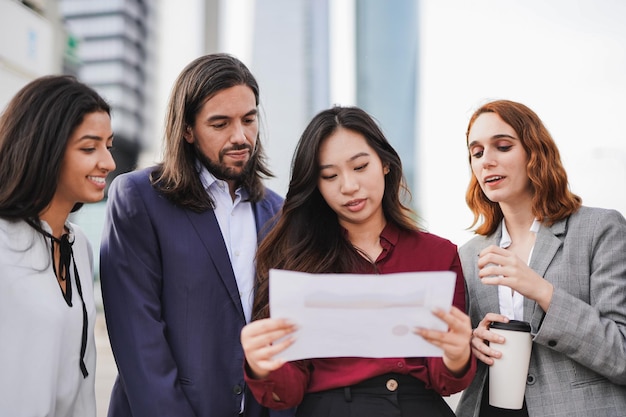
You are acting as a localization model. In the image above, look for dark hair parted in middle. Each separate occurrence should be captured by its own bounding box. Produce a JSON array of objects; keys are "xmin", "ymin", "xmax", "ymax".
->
[
  {"xmin": 252, "ymin": 106, "xmax": 418, "ymax": 319},
  {"xmin": 151, "ymin": 53, "xmax": 273, "ymax": 211},
  {"xmin": 0, "ymin": 75, "xmax": 111, "ymax": 220}
]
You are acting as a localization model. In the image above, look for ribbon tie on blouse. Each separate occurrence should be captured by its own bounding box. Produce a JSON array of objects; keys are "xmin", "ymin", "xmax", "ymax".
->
[
  {"xmin": 28, "ymin": 219, "xmax": 89, "ymax": 378},
  {"xmin": 50, "ymin": 232, "xmax": 89, "ymax": 378}
]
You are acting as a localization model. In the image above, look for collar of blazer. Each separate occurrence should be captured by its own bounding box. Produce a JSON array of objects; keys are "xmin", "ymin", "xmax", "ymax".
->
[
  {"xmin": 525, "ymin": 216, "xmax": 568, "ymax": 324},
  {"xmin": 185, "ymin": 208, "xmax": 247, "ymax": 320}
]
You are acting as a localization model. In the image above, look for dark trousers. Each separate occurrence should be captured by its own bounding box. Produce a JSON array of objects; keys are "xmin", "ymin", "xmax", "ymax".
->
[{"xmin": 296, "ymin": 373, "xmax": 456, "ymax": 417}]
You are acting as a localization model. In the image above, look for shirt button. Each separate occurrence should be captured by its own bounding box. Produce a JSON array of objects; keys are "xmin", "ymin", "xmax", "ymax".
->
[
  {"xmin": 396, "ymin": 362, "xmax": 404, "ymax": 368},
  {"xmin": 548, "ymin": 340, "xmax": 557, "ymax": 347},
  {"xmin": 233, "ymin": 384, "xmax": 243, "ymax": 395},
  {"xmin": 526, "ymin": 375, "xmax": 536, "ymax": 385},
  {"xmin": 386, "ymin": 379, "xmax": 398, "ymax": 392}
]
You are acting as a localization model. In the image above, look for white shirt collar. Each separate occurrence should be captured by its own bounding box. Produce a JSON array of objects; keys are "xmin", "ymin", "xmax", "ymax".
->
[{"xmin": 500, "ymin": 218, "xmax": 540, "ymax": 248}]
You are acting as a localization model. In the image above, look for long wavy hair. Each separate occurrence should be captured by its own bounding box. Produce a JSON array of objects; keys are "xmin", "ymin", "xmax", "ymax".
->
[
  {"xmin": 465, "ymin": 100, "xmax": 581, "ymax": 236},
  {"xmin": 252, "ymin": 106, "xmax": 418, "ymax": 319},
  {"xmin": 151, "ymin": 53, "xmax": 273, "ymax": 211},
  {"xmin": 0, "ymin": 75, "xmax": 110, "ymax": 220}
]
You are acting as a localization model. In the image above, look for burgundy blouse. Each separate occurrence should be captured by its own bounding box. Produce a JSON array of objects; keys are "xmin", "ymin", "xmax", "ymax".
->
[{"xmin": 245, "ymin": 222, "xmax": 476, "ymax": 409}]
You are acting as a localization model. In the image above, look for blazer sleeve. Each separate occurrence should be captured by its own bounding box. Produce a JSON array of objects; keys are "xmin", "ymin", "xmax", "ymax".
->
[
  {"xmin": 100, "ymin": 173, "xmax": 197, "ymax": 416},
  {"xmin": 532, "ymin": 209, "xmax": 626, "ymax": 385}
]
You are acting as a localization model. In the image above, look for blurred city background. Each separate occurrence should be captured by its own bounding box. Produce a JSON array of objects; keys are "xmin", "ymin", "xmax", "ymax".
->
[{"xmin": 2, "ymin": 0, "xmax": 626, "ymax": 415}]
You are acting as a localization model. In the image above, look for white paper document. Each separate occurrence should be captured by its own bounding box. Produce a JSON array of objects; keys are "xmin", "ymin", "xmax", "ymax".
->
[{"xmin": 269, "ymin": 269, "xmax": 457, "ymax": 361}]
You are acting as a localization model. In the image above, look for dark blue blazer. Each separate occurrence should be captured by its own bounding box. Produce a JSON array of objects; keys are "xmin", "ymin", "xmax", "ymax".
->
[{"xmin": 100, "ymin": 167, "xmax": 291, "ymax": 417}]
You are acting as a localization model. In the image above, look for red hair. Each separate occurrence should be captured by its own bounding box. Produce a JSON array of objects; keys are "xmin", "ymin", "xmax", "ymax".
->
[{"xmin": 465, "ymin": 100, "xmax": 581, "ymax": 236}]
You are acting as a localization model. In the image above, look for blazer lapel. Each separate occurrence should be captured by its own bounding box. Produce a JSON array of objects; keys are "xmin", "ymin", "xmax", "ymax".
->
[
  {"xmin": 252, "ymin": 199, "xmax": 275, "ymax": 242},
  {"xmin": 251, "ymin": 201, "xmax": 263, "ymax": 243},
  {"xmin": 185, "ymin": 209, "xmax": 245, "ymax": 319},
  {"xmin": 525, "ymin": 219, "xmax": 566, "ymax": 324}
]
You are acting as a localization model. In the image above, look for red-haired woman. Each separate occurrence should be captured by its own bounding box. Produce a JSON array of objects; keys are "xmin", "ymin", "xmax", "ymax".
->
[{"xmin": 456, "ymin": 100, "xmax": 626, "ymax": 416}]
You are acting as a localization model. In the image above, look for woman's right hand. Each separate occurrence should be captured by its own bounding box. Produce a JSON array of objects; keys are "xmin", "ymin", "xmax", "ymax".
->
[
  {"xmin": 471, "ymin": 313, "xmax": 509, "ymax": 366},
  {"xmin": 240, "ymin": 318, "xmax": 297, "ymax": 379}
]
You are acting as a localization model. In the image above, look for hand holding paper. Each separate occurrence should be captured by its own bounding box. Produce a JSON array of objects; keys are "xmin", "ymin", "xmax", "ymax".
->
[
  {"xmin": 269, "ymin": 269, "xmax": 458, "ymax": 361},
  {"xmin": 241, "ymin": 318, "xmax": 297, "ymax": 379},
  {"xmin": 415, "ymin": 306, "xmax": 473, "ymax": 375}
]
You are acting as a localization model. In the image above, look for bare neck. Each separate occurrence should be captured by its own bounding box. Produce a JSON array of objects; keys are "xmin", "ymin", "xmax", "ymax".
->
[
  {"xmin": 500, "ymin": 202, "xmax": 537, "ymax": 259},
  {"xmin": 39, "ymin": 200, "xmax": 71, "ymax": 238},
  {"xmin": 343, "ymin": 215, "xmax": 387, "ymax": 262}
]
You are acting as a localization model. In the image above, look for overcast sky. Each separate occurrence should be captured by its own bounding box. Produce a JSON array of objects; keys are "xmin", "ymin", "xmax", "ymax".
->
[{"xmin": 155, "ymin": 0, "xmax": 626, "ymax": 246}]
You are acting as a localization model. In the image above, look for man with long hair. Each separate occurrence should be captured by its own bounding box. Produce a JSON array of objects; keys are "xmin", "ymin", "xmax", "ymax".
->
[{"xmin": 100, "ymin": 54, "xmax": 290, "ymax": 417}]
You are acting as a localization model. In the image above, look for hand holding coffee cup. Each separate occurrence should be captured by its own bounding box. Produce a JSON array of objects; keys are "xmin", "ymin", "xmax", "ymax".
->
[{"xmin": 488, "ymin": 320, "xmax": 532, "ymax": 409}]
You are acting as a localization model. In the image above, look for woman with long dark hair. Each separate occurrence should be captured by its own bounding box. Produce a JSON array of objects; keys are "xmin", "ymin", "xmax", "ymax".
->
[
  {"xmin": 241, "ymin": 106, "xmax": 475, "ymax": 417},
  {"xmin": 0, "ymin": 75, "xmax": 115, "ymax": 416}
]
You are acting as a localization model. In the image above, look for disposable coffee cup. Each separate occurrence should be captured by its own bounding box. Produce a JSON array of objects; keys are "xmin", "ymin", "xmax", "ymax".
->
[{"xmin": 488, "ymin": 320, "xmax": 532, "ymax": 409}]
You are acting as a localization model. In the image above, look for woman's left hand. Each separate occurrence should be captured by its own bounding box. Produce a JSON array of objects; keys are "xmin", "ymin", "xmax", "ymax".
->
[
  {"xmin": 415, "ymin": 306, "xmax": 472, "ymax": 375},
  {"xmin": 477, "ymin": 245, "xmax": 554, "ymax": 311},
  {"xmin": 241, "ymin": 318, "xmax": 297, "ymax": 379}
]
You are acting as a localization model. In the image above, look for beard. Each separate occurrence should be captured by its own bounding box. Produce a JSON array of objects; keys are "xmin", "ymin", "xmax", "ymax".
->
[{"xmin": 194, "ymin": 142, "xmax": 254, "ymax": 183}]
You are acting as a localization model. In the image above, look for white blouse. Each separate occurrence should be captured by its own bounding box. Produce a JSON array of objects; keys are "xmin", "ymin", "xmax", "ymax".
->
[
  {"xmin": 498, "ymin": 218, "xmax": 540, "ymax": 320},
  {"xmin": 0, "ymin": 218, "xmax": 96, "ymax": 417}
]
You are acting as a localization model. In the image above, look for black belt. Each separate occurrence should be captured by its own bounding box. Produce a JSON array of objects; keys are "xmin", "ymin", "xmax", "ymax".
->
[
  {"xmin": 328, "ymin": 373, "xmax": 428, "ymax": 401},
  {"xmin": 353, "ymin": 373, "xmax": 423, "ymax": 390}
]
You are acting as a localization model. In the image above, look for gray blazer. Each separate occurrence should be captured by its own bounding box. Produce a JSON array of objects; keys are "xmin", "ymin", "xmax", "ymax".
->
[{"xmin": 456, "ymin": 206, "xmax": 626, "ymax": 417}]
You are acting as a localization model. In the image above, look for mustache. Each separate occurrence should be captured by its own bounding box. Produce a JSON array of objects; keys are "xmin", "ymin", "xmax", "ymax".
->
[{"xmin": 220, "ymin": 143, "xmax": 256, "ymax": 158}]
